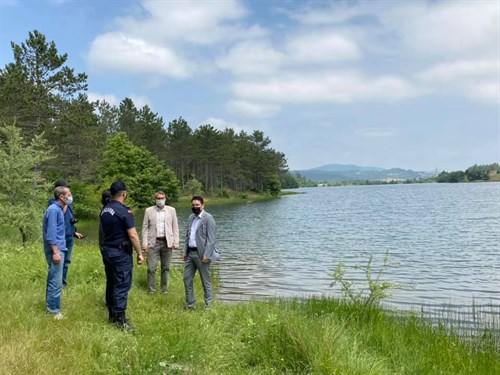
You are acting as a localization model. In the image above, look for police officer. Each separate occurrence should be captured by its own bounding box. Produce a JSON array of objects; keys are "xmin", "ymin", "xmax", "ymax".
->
[{"xmin": 100, "ymin": 181, "xmax": 144, "ymax": 331}]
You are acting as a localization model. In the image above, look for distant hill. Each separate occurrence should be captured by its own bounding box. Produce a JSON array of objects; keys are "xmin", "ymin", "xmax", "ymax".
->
[{"xmin": 293, "ymin": 164, "xmax": 437, "ymax": 182}]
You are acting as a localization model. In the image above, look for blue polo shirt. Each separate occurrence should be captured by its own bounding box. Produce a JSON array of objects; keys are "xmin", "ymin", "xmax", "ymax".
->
[{"xmin": 43, "ymin": 202, "xmax": 67, "ymax": 254}]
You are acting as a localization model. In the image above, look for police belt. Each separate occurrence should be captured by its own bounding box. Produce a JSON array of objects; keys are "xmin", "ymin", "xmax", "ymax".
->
[{"xmin": 104, "ymin": 242, "xmax": 132, "ymax": 251}]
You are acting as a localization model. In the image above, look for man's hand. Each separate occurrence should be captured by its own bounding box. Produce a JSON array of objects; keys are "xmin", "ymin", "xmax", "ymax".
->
[
  {"xmin": 74, "ymin": 232, "xmax": 84, "ymax": 239},
  {"xmin": 172, "ymin": 245, "xmax": 178, "ymax": 251},
  {"xmin": 137, "ymin": 254, "xmax": 144, "ymax": 265},
  {"xmin": 142, "ymin": 245, "xmax": 149, "ymax": 253},
  {"xmin": 53, "ymin": 252, "xmax": 61, "ymax": 264},
  {"xmin": 201, "ymin": 257, "xmax": 210, "ymax": 264},
  {"xmin": 183, "ymin": 254, "xmax": 187, "ymax": 261}
]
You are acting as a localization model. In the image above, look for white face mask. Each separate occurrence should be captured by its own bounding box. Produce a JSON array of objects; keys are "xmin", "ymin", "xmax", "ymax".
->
[
  {"xmin": 65, "ymin": 196, "xmax": 73, "ymax": 205},
  {"xmin": 155, "ymin": 199, "xmax": 165, "ymax": 207}
]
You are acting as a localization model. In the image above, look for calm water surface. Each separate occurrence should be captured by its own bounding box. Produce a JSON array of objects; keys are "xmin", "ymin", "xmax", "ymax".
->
[
  {"xmin": 83, "ymin": 183, "xmax": 499, "ymax": 324},
  {"xmin": 175, "ymin": 183, "xmax": 500, "ymax": 322}
]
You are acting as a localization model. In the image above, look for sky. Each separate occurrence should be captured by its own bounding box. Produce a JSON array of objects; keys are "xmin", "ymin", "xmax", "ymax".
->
[{"xmin": 0, "ymin": 0, "xmax": 499, "ymax": 172}]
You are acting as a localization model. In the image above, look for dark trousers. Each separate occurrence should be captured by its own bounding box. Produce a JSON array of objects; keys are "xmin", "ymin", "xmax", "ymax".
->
[{"xmin": 102, "ymin": 246, "xmax": 133, "ymax": 314}]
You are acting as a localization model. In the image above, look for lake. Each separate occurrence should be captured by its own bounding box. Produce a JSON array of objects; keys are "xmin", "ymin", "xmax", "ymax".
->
[
  {"xmin": 85, "ymin": 182, "xmax": 500, "ymax": 326},
  {"xmin": 184, "ymin": 183, "xmax": 499, "ymax": 326}
]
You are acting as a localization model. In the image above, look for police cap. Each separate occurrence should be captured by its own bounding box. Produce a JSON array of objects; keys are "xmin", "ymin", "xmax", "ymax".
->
[{"xmin": 110, "ymin": 180, "xmax": 127, "ymax": 195}]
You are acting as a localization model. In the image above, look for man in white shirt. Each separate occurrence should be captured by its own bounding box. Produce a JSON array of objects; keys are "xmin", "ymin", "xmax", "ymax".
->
[{"xmin": 142, "ymin": 191, "xmax": 179, "ymax": 294}]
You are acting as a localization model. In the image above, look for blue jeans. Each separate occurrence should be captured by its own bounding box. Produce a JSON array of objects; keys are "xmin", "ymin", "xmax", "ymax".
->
[
  {"xmin": 63, "ymin": 236, "xmax": 74, "ymax": 287},
  {"xmin": 102, "ymin": 246, "xmax": 133, "ymax": 314},
  {"xmin": 45, "ymin": 250, "xmax": 66, "ymax": 313}
]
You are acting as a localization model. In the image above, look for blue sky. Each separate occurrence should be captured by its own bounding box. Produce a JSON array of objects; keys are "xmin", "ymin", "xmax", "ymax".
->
[{"xmin": 1, "ymin": 0, "xmax": 498, "ymax": 171}]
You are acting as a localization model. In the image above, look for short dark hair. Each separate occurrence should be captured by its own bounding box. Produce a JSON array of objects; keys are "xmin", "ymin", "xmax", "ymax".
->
[
  {"xmin": 101, "ymin": 189, "xmax": 112, "ymax": 206},
  {"xmin": 54, "ymin": 179, "xmax": 70, "ymax": 188},
  {"xmin": 54, "ymin": 186, "xmax": 68, "ymax": 200},
  {"xmin": 191, "ymin": 196, "xmax": 204, "ymax": 204}
]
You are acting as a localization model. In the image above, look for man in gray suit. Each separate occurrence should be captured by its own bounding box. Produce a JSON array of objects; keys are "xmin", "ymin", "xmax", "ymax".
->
[
  {"xmin": 183, "ymin": 196, "xmax": 218, "ymax": 309},
  {"xmin": 142, "ymin": 191, "xmax": 179, "ymax": 294}
]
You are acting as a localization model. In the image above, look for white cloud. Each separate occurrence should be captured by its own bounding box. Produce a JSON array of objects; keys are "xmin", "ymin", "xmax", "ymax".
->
[
  {"xmin": 128, "ymin": 94, "xmax": 151, "ymax": 109},
  {"xmin": 418, "ymin": 59, "xmax": 499, "ymax": 104},
  {"xmin": 293, "ymin": 1, "xmax": 498, "ymax": 58},
  {"xmin": 226, "ymin": 100, "xmax": 281, "ymax": 118},
  {"xmin": 85, "ymin": 0, "xmax": 498, "ymax": 109},
  {"xmin": 355, "ymin": 127, "xmax": 396, "ymax": 138},
  {"xmin": 87, "ymin": 92, "xmax": 151, "ymax": 108},
  {"xmin": 291, "ymin": 2, "xmax": 365, "ymax": 25},
  {"xmin": 419, "ymin": 59, "xmax": 499, "ymax": 82},
  {"xmin": 87, "ymin": 92, "xmax": 119, "ymax": 106},
  {"xmin": 203, "ymin": 117, "xmax": 249, "ymax": 133},
  {"xmin": 391, "ymin": 1, "xmax": 498, "ymax": 57},
  {"xmin": 231, "ymin": 71, "xmax": 419, "ymax": 104},
  {"xmin": 88, "ymin": 32, "xmax": 192, "ymax": 78},
  {"xmin": 466, "ymin": 82, "xmax": 500, "ymax": 104},
  {"xmin": 216, "ymin": 40, "xmax": 285, "ymax": 76},
  {"xmin": 115, "ymin": 0, "xmax": 251, "ymax": 45},
  {"xmin": 285, "ymin": 32, "xmax": 361, "ymax": 63}
]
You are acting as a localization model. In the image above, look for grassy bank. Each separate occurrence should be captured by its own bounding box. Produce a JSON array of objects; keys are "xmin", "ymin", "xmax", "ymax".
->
[
  {"xmin": 172, "ymin": 191, "xmax": 294, "ymax": 209},
  {"xmin": 0, "ymin": 241, "xmax": 498, "ymax": 375}
]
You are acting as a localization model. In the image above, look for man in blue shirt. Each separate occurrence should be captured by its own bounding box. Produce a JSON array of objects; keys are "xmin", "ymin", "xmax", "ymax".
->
[
  {"xmin": 43, "ymin": 185, "xmax": 73, "ymax": 319},
  {"xmin": 48, "ymin": 180, "xmax": 83, "ymax": 288}
]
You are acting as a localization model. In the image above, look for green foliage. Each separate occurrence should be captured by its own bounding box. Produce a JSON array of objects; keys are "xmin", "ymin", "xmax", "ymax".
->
[
  {"xmin": 45, "ymin": 94, "xmax": 106, "ymax": 182},
  {"xmin": 0, "ymin": 30, "xmax": 87, "ymax": 140},
  {"xmin": 263, "ymin": 173, "xmax": 282, "ymax": 197},
  {"xmin": 293, "ymin": 172, "xmax": 317, "ymax": 187},
  {"xmin": 436, "ymin": 170, "xmax": 466, "ymax": 183},
  {"xmin": 99, "ymin": 132, "xmax": 179, "ymax": 207},
  {"xmin": 184, "ymin": 177, "xmax": 203, "ymax": 196},
  {"xmin": 0, "ymin": 31, "xmax": 288, "ymax": 199},
  {"xmin": 465, "ymin": 164, "xmax": 495, "ymax": 181},
  {"xmin": 0, "ymin": 241, "xmax": 497, "ymax": 374},
  {"xmin": 436, "ymin": 163, "xmax": 498, "ymax": 183},
  {"xmin": 0, "ymin": 123, "xmax": 54, "ymax": 244},
  {"xmin": 217, "ymin": 190, "xmax": 230, "ymax": 198},
  {"xmin": 280, "ymin": 171, "xmax": 299, "ymax": 189},
  {"xmin": 330, "ymin": 250, "xmax": 410, "ymax": 307},
  {"xmin": 69, "ymin": 181, "xmax": 103, "ymax": 219}
]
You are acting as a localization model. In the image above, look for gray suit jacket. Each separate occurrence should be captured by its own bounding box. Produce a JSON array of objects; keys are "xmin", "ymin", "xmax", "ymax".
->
[{"xmin": 184, "ymin": 210, "xmax": 218, "ymax": 261}]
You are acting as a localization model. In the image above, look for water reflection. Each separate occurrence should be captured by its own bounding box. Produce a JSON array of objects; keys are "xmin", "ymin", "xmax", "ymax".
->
[
  {"xmin": 83, "ymin": 183, "xmax": 500, "ymax": 324},
  {"xmin": 205, "ymin": 184, "xmax": 499, "ymax": 317}
]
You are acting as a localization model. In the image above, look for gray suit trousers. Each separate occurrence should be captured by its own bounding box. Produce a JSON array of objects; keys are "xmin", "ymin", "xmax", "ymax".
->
[
  {"xmin": 147, "ymin": 240, "xmax": 172, "ymax": 293},
  {"xmin": 183, "ymin": 251, "xmax": 212, "ymax": 308}
]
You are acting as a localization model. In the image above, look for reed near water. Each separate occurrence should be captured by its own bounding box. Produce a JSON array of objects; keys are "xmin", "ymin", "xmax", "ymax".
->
[{"xmin": 0, "ymin": 241, "xmax": 498, "ymax": 375}]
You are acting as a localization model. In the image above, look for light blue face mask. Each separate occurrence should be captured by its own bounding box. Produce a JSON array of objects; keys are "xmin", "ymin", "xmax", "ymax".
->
[{"xmin": 65, "ymin": 196, "xmax": 73, "ymax": 205}]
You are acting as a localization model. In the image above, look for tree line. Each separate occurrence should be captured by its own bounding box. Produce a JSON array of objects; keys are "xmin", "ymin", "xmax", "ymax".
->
[
  {"xmin": 0, "ymin": 31, "xmax": 291, "ymax": 196},
  {"xmin": 0, "ymin": 30, "xmax": 293, "ymax": 242},
  {"xmin": 436, "ymin": 163, "xmax": 499, "ymax": 183}
]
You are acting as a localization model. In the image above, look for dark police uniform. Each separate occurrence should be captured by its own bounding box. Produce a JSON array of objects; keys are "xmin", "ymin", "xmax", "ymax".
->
[{"xmin": 100, "ymin": 199, "xmax": 136, "ymax": 322}]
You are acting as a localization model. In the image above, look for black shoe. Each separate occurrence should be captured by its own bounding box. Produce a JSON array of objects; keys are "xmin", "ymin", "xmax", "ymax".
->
[
  {"xmin": 108, "ymin": 307, "xmax": 115, "ymax": 323},
  {"xmin": 116, "ymin": 320, "xmax": 136, "ymax": 331},
  {"xmin": 114, "ymin": 312, "xmax": 136, "ymax": 331}
]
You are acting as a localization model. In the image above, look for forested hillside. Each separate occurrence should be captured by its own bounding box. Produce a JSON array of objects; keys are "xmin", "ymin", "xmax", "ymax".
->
[{"xmin": 0, "ymin": 31, "xmax": 288, "ymax": 202}]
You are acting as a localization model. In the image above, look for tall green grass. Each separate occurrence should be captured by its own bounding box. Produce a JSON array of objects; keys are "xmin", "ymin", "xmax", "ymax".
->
[{"xmin": 0, "ymin": 240, "xmax": 498, "ymax": 374}]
